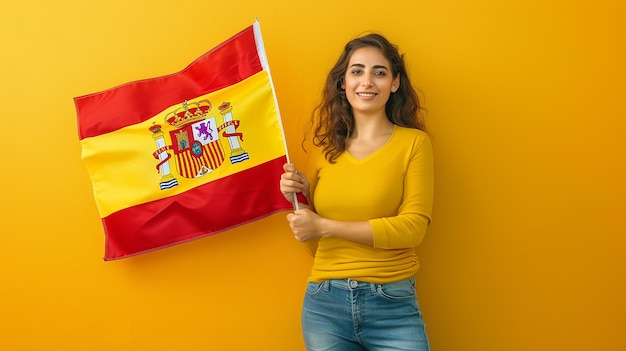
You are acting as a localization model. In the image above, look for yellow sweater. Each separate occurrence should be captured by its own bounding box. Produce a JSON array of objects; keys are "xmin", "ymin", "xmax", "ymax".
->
[{"xmin": 307, "ymin": 126, "xmax": 434, "ymax": 284}]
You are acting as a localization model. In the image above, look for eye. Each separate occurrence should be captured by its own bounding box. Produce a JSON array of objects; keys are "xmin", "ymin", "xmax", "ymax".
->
[
  {"xmin": 375, "ymin": 70, "xmax": 387, "ymax": 76},
  {"xmin": 351, "ymin": 68, "xmax": 363, "ymax": 75}
]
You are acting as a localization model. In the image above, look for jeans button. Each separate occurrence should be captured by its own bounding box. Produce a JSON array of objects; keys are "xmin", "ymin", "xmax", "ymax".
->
[{"xmin": 349, "ymin": 279, "xmax": 358, "ymax": 288}]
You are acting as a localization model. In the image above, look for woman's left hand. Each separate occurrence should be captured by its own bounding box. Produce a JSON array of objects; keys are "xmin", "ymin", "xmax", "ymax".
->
[{"xmin": 286, "ymin": 209, "xmax": 324, "ymax": 242}]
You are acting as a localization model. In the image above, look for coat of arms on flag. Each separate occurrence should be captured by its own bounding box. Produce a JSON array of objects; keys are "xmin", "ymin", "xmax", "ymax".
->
[
  {"xmin": 75, "ymin": 21, "xmax": 292, "ymax": 260},
  {"xmin": 150, "ymin": 100, "xmax": 249, "ymax": 190}
]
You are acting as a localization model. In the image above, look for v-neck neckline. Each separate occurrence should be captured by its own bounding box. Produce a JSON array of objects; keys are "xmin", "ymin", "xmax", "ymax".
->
[{"xmin": 343, "ymin": 125, "xmax": 396, "ymax": 164}]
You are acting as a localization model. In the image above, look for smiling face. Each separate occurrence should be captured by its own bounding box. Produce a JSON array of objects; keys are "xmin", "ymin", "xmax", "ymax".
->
[{"xmin": 342, "ymin": 46, "xmax": 400, "ymax": 118}]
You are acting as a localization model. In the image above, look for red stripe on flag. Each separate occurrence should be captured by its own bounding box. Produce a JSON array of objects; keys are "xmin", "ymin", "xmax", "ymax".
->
[
  {"xmin": 101, "ymin": 156, "xmax": 292, "ymax": 260},
  {"xmin": 75, "ymin": 25, "xmax": 261, "ymax": 140}
]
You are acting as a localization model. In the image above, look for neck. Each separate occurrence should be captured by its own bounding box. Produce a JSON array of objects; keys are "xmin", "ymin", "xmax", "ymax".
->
[{"xmin": 350, "ymin": 113, "xmax": 394, "ymax": 139}]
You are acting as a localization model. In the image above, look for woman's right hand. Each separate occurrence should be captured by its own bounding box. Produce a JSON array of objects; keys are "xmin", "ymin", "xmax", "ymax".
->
[{"xmin": 280, "ymin": 163, "xmax": 310, "ymax": 204}]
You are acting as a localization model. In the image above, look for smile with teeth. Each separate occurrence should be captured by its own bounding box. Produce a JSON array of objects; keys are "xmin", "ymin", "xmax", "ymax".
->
[{"xmin": 357, "ymin": 92, "xmax": 377, "ymax": 97}]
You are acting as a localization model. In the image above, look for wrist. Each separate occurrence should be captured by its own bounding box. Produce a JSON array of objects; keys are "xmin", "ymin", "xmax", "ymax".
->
[{"xmin": 318, "ymin": 217, "xmax": 332, "ymax": 238}]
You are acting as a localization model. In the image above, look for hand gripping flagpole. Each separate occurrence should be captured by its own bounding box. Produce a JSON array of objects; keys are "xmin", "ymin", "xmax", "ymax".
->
[{"xmin": 253, "ymin": 19, "xmax": 300, "ymax": 211}]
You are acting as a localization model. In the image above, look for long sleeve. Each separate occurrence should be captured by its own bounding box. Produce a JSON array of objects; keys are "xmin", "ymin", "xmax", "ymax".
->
[{"xmin": 370, "ymin": 133, "xmax": 434, "ymax": 249}]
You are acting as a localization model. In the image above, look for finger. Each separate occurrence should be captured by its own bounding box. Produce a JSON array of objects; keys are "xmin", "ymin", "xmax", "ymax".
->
[
  {"xmin": 285, "ymin": 180, "xmax": 305, "ymax": 191},
  {"xmin": 283, "ymin": 163, "xmax": 296, "ymax": 173},
  {"xmin": 293, "ymin": 209, "xmax": 307, "ymax": 216},
  {"xmin": 280, "ymin": 172, "xmax": 295, "ymax": 181},
  {"xmin": 293, "ymin": 230, "xmax": 305, "ymax": 241},
  {"xmin": 281, "ymin": 175, "xmax": 301, "ymax": 185},
  {"xmin": 281, "ymin": 172, "xmax": 302, "ymax": 185}
]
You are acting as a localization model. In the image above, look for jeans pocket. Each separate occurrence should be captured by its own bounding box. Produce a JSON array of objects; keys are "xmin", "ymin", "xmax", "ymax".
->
[
  {"xmin": 305, "ymin": 281, "xmax": 324, "ymax": 296},
  {"xmin": 377, "ymin": 278, "xmax": 416, "ymax": 301}
]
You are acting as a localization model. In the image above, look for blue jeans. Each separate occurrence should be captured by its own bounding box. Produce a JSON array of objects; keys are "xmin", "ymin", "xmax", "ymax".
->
[{"xmin": 302, "ymin": 277, "xmax": 430, "ymax": 351}]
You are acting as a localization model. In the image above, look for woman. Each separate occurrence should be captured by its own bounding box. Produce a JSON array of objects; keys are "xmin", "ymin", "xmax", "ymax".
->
[{"xmin": 280, "ymin": 33, "xmax": 434, "ymax": 351}]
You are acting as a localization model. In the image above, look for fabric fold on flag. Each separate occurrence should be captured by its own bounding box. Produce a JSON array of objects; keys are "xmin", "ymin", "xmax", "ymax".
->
[{"xmin": 75, "ymin": 22, "xmax": 292, "ymax": 260}]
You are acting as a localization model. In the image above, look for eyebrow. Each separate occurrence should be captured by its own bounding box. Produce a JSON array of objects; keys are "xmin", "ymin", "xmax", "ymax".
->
[{"xmin": 349, "ymin": 63, "xmax": 390, "ymax": 70}]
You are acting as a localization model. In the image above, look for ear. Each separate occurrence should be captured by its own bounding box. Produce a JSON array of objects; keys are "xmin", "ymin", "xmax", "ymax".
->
[{"xmin": 391, "ymin": 74, "xmax": 400, "ymax": 93}]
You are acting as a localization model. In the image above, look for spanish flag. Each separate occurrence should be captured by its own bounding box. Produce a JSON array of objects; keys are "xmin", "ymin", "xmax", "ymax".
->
[{"xmin": 75, "ymin": 22, "xmax": 292, "ymax": 260}]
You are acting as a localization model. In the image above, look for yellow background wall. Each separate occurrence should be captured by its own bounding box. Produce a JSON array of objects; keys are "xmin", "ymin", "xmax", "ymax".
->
[{"xmin": 1, "ymin": 0, "xmax": 624, "ymax": 350}]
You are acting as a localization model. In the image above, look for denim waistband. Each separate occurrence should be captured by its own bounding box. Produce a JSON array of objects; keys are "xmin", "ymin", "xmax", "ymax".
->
[{"xmin": 321, "ymin": 277, "xmax": 414, "ymax": 293}]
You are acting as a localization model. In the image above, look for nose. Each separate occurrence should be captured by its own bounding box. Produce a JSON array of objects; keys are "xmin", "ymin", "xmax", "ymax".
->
[{"xmin": 360, "ymin": 75, "xmax": 373, "ymax": 87}]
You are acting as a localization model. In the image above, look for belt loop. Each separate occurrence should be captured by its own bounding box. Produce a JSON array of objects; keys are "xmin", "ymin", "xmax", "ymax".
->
[
  {"xmin": 323, "ymin": 280, "xmax": 330, "ymax": 291},
  {"xmin": 370, "ymin": 282, "xmax": 378, "ymax": 294}
]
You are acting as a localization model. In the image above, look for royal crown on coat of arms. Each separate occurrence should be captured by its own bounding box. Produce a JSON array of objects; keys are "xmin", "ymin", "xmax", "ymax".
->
[
  {"xmin": 164, "ymin": 100, "xmax": 212, "ymax": 128},
  {"xmin": 149, "ymin": 99, "xmax": 249, "ymax": 190}
]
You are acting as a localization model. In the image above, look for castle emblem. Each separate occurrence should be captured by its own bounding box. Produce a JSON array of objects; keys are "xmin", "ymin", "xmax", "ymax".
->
[{"xmin": 149, "ymin": 100, "xmax": 249, "ymax": 190}]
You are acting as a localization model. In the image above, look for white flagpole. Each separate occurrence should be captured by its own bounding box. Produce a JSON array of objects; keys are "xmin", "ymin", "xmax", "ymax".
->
[{"xmin": 253, "ymin": 18, "xmax": 300, "ymax": 211}]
